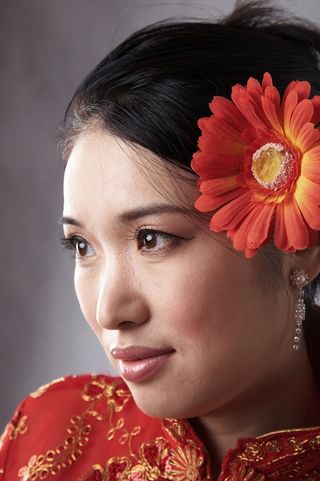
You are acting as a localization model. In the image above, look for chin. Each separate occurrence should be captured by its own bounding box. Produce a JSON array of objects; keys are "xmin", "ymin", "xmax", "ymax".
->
[{"xmin": 127, "ymin": 386, "xmax": 198, "ymax": 420}]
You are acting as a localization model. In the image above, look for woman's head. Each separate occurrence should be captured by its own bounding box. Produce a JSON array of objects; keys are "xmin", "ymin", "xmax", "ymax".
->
[
  {"xmin": 61, "ymin": 0, "xmax": 320, "ymax": 417},
  {"xmin": 63, "ymin": 129, "xmax": 302, "ymax": 419}
]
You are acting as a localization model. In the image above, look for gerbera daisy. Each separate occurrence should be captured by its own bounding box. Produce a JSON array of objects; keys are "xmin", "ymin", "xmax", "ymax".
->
[{"xmin": 191, "ymin": 72, "xmax": 320, "ymax": 257}]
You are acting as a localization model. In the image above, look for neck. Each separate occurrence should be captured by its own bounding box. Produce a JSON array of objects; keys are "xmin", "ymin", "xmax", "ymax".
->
[{"xmin": 188, "ymin": 350, "xmax": 320, "ymax": 474}]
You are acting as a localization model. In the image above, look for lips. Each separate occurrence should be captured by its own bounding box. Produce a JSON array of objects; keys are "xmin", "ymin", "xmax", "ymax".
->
[{"xmin": 111, "ymin": 346, "xmax": 175, "ymax": 383}]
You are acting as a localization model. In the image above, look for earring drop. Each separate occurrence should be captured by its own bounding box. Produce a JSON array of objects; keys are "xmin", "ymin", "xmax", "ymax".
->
[{"xmin": 289, "ymin": 269, "xmax": 309, "ymax": 351}]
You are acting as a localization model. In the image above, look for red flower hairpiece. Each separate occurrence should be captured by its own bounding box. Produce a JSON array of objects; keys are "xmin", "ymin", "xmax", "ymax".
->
[{"xmin": 191, "ymin": 72, "xmax": 320, "ymax": 257}]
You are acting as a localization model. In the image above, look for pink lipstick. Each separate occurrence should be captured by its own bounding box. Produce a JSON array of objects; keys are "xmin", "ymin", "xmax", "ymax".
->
[{"xmin": 111, "ymin": 346, "xmax": 174, "ymax": 383}]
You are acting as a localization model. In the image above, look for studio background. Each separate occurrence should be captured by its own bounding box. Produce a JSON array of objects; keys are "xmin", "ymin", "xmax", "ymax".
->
[{"xmin": 1, "ymin": 0, "xmax": 319, "ymax": 430}]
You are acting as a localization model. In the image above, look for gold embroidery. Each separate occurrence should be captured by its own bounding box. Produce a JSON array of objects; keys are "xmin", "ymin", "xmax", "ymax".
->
[
  {"xmin": 225, "ymin": 464, "xmax": 266, "ymax": 481},
  {"xmin": 82, "ymin": 376, "xmax": 141, "ymax": 448},
  {"xmin": 265, "ymin": 440, "xmax": 282, "ymax": 453},
  {"xmin": 30, "ymin": 377, "xmax": 65, "ymax": 398},
  {"xmin": 79, "ymin": 437, "xmax": 173, "ymax": 481},
  {"xmin": 237, "ymin": 441, "xmax": 265, "ymax": 462},
  {"xmin": 10, "ymin": 414, "xmax": 28, "ymax": 440},
  {"xmin": 166, "ymin": 445, "xmax": 204, "ymax": 481},
  {"xmin": 288, "ymin": 437, "xmax": 304, "ymax": 453},
  {"xmin": 163, "ymin": 418, "xmax": 186, "ymax": 443},
  {"xmin": 18, "ymin": 415, "xmax": 91, "ymax": 480}
]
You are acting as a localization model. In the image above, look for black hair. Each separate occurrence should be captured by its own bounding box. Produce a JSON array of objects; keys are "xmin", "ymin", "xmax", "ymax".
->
[{"xmin": 61, "ymin": 0, "xmax": 320, "ymax": 382}]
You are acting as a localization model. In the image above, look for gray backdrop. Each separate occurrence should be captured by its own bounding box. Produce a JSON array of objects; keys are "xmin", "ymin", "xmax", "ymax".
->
[{"xmin": 1, "ymin": 0, "xmax": 319, "ymax": 430}]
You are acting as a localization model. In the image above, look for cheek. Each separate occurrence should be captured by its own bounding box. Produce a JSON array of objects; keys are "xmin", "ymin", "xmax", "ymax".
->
[{"xmin": 74, "ymin": 267, "xmax": 101, "ymax": 337}]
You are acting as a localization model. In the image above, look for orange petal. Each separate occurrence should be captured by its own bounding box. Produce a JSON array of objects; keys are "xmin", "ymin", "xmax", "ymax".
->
[
  {"xmin": 194, "ymin": 187, "xmax": 247, "ymax": 212},
  {"xmin": 311, "ymin": 96, "xmax": 320, "ymax": 124},
  {"xmin": 288, "ymin": 99, "xmax": 314, "ymax": 143},
  {"xmin": 209, "ymin": 96, "xmax": 248, "ymax": 132},
  {"xmin": 201, "ymin": 176, "xmax": 239, "ymax": 196},
  {"xmin": 301, "ymin": 145, "xmax": 320, "ymax": 182},
  {"xmin": 295, "ymin": 195, "xmax": 320, "ymax": 230},
  {"xmin": 191, "ymin": 151, "xmax": 241, "ymax": 178},
  {"xmin": 282, "ymin": 80, "xmax": 311, "ymax": 104},
  {"xmin": 199, "ymin": 117, "xmax": 243, "ymax": 144},
  {"xmin": 282, "ymin": 198, "xmax": 309, "ymax": 250},
  {"xmin": 274, "ymin": 203, "xmax": 290, "ymax": 251},
  {"xmin": 295, "ymin": 122, "xmax": 320, "ymax": 152},
  {"xmin": 198, "ymin": 132, "xmax": 244, "ymax": 156},
  {"xmin": 246, "ymin": 77, "xmax": 263, "ymax": 105},
  {"xmin": 261, "ymin": 96, "xmax": 283, "ymax": 133},
  {"xmin": 282, "ymin": 90, "xmax": 298, "ymax": 136},
  {"xmin": 210, "ymin": 192, "xmax": 253, "ymax": 231},
  {"xmin": 246, "ymin": 203, "xmax": 276, "ymax": 249},
  {"xmin": 232, "ymin": 203, "xmax": 269, "ymax": 251},
  {"xmin": 231, "ymin": 88, "xmax": 267, "ymax": 129},
  {"xmin": 262, "ymin": 72, "xmax": 273, "ymax": 89},
  {"xmin": 264, "ymin": 85, "xmax": 280, "ymax": 110},
  {"xmin": 296, "ymin": 176, "xmax": 320, "ymax": 203}
]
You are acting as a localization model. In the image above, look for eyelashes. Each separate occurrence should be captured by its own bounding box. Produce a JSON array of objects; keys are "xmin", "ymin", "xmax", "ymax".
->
[
  {"xmin": 60, "ymin": 227, "xmax": 188, "ymax": 260},
  {"xmin": 59, "ymin": 235, "xmax": 91, "ymax": 259}
]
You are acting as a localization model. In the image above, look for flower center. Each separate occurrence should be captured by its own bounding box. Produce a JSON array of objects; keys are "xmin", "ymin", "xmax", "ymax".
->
[{"xmin": 251, "ymin": 142, "xmax": 294, "ymax": 190}]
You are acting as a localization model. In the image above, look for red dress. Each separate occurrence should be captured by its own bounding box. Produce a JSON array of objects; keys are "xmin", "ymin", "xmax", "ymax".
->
[{"xmin": 1, "ymin": 374, "xmax": 320, "ymax": 480}]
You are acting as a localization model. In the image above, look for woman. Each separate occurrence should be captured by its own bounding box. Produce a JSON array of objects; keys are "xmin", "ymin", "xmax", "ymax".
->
[{"xmin": 1, "ymin": 1, "xmax": 320, "ymax": 479}]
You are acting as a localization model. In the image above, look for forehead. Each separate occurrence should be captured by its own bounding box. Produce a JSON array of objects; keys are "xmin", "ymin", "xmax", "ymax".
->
[{"xmin": 63, "ymin": 130, "xmax": 199, "ymax": 219}]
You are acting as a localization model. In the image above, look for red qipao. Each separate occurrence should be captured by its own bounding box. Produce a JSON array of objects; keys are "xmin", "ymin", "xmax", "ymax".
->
[{"xmin": 1, "ymin": 374, "xmax": 320, "ymax": 480}]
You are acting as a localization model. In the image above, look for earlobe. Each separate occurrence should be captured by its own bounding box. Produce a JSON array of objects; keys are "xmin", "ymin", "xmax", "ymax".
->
[{"xmin": 293, "ymin": 245, "xmax": 320, "ymax": 283}]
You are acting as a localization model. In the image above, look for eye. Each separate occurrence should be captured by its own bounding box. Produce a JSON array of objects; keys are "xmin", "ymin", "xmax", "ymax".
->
[
  {"xmin": 136, "ymin": 229, "xmax": 180, "ymax": 253},
  {"xmin": 60, "ymin": 235, "xmax": 95, "ymax": 259}
]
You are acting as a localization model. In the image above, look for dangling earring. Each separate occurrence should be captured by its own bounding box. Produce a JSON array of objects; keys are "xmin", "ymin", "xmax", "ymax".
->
[{"xmin": 289, "ymin": 269, "xmax": 309, "ymax": 351}]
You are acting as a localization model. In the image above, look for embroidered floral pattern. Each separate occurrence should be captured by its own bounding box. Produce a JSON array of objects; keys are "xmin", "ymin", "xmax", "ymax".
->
[
  {"xmin": 9, "ymin": 413, "xmax": 28, "ymax": 440},
  {"xmin": 78, "ymin": 437, "xmax": 171, "ymax": 481},
  {"xmin": 166, "ymin": 446, "xmax": 204, "ymax": 481},
  {"xmin": 224, "ymin": 464, "xmax": 266, "ymax": 481},
  {"xmin": 4, "ymin": 375, "xmax": 320, "ymax": 481},
  {"xmin": 18, "ymin": 415, "xmax": 91, "ymax": 480},
  {"xmin": 82, "ymin": 376, "xmax": 131, "ymax": 421}
]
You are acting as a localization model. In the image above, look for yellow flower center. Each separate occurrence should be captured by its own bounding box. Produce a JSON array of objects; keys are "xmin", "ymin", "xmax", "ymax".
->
[{"xmin": 251, "ymin": 143, "xmax": 294, "ymax": 190}]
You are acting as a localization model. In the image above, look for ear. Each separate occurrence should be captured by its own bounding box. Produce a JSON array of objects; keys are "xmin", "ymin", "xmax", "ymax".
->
[{"xmin": 292, "ymin": 244, "xmax": 320, "ymax": 282}]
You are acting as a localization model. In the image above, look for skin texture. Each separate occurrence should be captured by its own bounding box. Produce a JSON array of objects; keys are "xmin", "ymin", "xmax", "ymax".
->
[{"xmin": 63, "ymin": 130, "xmax": 320, "ymax": 466}]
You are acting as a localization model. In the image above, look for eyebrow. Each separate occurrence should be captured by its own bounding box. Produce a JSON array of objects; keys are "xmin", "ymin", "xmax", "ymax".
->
[{"xmin": 59, "ymin": 203, "xmax": 194, "ymax": 227}]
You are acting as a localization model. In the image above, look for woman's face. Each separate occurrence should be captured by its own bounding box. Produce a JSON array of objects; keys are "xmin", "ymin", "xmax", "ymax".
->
[{"xmin": 63, "ymin": 130, "xmax": 291, "ymax": 419}]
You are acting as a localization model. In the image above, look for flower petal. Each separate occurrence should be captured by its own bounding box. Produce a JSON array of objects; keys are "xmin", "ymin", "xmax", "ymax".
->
[
  {"xmin": 311, "ymin": 95, "xmax": 320, "ymax": 124},
  {"xmin": 296, "ymin": 176, "xmax": 320, "ymax": 203},
  {"xmin": 274, "ymin": 203, "xmax": 290, "ymax": 251},
  {"xmin": 246, "ymin": 203, "xmax": 276, "ymax": 249},
  {"xmin": 295, "ymin": 122, "xmax": 320, "ymax": 152},
  {"xmin": 232, "ymin": 203, "xmax": 274, "ymax": 252},
  {"xmin": 191, "ymin": 150, "xmax": 241, "ymax": 178},
  {"xmin": 199, "ymin": 117, "xmax": 244, "ymax": 144},
  {"xmin": 210, "ymin": 192, "xmax": 253, "ymax": 231},
  {"xmin": 288, "ymin": 99, "xmax": 314, "ymax": 143},
  {"xmin": 301, "ymin": 145, "xmax": 320, "ymax": 182},
  {"xmin": 295, "ymin": 195, "xmax": 320, "ymax": 230},
  {"xmin": 282, "ymin": 198, "xmax": 309, "ymax": 250},
  {"xmin": 261, "ymin": 96, "xmax": 283, "ymax": 133},
  {"xmin": 200, "ymin": 176, "xmax": 239, "ymax": 196},
  {"xmin": 209, "ymin": 96, "xmax": 248, "ymax": 132},
  {"xmin": 262, "ymin": 72, "xmax": 273, "ymax": 89},
  {"xmin": 194, "ymin": 187, "xmax": 247, "ymax": 212},
  {"xmin": 231, "ymin": 88, "xmax": 267, "ymax": 129}
]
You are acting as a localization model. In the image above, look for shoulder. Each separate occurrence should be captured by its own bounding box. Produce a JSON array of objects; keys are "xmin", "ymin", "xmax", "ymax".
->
[
  {"xmin": 0, "ymin": 373, "xmax": 159, "ymax": 480},
  {"xmin": 24, "ymin": 372, "xmax": 128, "ymax": 406}
]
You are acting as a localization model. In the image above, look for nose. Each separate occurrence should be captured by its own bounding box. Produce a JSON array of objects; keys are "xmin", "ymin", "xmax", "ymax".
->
[{"xmin": 95, "ymin": 254, "xmax": 150, "ymax": 330}]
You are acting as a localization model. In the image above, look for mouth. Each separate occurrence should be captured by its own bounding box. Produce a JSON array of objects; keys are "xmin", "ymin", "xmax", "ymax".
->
[{"xmin": 111, "ymin": 346, "xmax": 175, "ymax": 383}]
